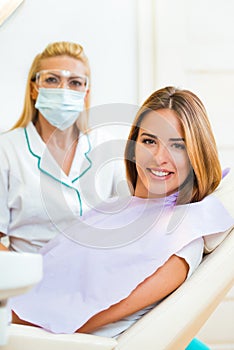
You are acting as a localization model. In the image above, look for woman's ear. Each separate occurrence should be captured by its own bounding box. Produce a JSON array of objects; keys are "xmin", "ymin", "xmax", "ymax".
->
[{"xmin": 30, "ymin": 82, "xmax": 38, "ymax": 100}]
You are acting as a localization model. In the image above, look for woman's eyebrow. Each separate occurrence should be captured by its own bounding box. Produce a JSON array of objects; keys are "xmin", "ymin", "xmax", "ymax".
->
[
  {"xmin": 140, "ymin": 132, "xmax": 157, "ymax": 139},
  {"xmin": 140, "ymin": 133, "xmax": 185, "ymax": 142},
  {"xmin": 169, "ymin": 138, "xmax": 185, "ymax": 141}
]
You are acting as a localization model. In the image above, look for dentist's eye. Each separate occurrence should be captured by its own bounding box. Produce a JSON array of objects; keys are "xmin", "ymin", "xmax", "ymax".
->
[
  {"xmin": 45, "ymin": 76, "xmax": 59, "ymax": 84},
  {"xmin": 69, "ymin": 79, "xmax": 82, "ymax": 87}
]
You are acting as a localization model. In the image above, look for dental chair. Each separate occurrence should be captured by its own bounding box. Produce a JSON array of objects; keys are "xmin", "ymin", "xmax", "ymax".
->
[{"xmin": 2, "ymin": 171, "xmax": 234, "ymax": 350}]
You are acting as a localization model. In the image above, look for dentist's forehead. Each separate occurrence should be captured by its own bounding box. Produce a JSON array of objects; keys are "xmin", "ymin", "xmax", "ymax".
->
[{"xmin": 40, "ymin": 56, "xmax": 87, "ymax": 76}]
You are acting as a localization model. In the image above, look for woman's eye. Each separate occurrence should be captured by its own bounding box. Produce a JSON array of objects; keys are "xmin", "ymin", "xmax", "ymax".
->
[
  {"xmin": 142, "ymin": 138, "xmax": 156, "ymax": 145},
  {"xmin": 171, "ymin": 143, "xmax": 185, "ymax": 150}
]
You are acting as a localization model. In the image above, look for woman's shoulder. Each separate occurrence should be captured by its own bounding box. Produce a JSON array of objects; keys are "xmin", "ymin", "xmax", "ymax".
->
[{"xmin": 175, "ymin": 237, "xmax": 204, "ymax": 279}]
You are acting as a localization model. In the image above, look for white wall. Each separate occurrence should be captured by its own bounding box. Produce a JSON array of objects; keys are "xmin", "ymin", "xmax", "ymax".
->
[
  {"xmin": 152, "ymin": 0, "xmax": 234, "ymax": 171},
  {"xmin": 0, "ymin": 0, "xmax": 138, "ymax": 131}
]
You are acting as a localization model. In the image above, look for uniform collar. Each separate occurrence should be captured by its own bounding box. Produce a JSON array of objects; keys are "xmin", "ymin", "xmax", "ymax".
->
[{"xmin": 24, "ymin": 122, "xmax": 92, "ymax": 185}]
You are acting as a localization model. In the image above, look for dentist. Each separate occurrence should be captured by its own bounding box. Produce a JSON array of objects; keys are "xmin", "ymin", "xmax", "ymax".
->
[{"xmin": 0, "ymin": 41, "xmax": 127, "ymax": 253}]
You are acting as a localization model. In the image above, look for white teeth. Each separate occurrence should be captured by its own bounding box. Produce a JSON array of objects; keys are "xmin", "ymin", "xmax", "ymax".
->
[{"xmin": 150, "ymin": 170, "xmax": 170, "ymax": 177}]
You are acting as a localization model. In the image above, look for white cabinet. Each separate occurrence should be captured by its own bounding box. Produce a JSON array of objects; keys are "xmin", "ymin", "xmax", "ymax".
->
[{"xmin": 0, "ymin": 252, "xmax": 42, "ymax": 345}]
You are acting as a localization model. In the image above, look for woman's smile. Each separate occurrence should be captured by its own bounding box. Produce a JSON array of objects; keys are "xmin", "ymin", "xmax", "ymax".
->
[{"xmin": 147, "ymin": 167, "xmax": 174, "ymax": 179}]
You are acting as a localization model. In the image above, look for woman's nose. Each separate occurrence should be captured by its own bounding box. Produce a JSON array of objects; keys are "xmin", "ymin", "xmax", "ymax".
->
[{"xmin": 153, "ymin": 143, "xmax": 169, "ymax": 165}]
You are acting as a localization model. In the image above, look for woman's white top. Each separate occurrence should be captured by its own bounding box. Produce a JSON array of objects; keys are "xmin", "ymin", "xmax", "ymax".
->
[{"xmin": 0, "ymin": 122, "xmax": 128, "ymax": 252}]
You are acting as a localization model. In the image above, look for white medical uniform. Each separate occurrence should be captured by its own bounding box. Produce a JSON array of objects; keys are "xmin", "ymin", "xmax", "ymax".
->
[{"xmin": 0, "ymin": 122, "xmax": 128, "ymax": 252}]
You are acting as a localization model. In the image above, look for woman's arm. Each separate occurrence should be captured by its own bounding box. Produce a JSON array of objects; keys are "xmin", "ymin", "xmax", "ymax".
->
[
  {"xmin": 0, "ymin": 243, "xmax": 8, "ymax": 251},
  {"xmin": 77, "ymin": 254, "xmax": 188, "ymax": 333},
  {"xmin": 0, "ymin": 232, "xmax": 8, "ymax": 251}
]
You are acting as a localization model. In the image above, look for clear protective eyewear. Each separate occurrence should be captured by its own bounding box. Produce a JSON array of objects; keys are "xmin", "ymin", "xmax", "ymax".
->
[{"xmin": 35, "ymin": 69, "xmax": 89, "ymax": 92}]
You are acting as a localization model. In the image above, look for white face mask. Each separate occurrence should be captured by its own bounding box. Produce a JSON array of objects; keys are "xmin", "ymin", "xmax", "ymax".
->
[{"xmin": 35, "ymin": 88, "xmax": 86, "ymax": 130}]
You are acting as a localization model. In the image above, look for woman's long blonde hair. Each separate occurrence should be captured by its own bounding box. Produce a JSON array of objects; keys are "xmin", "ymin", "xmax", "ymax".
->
[
  {"xmin": 125, "ymin": 86, "xmax": 222, "ymax": 204},
  {"xmin": 12, "ymin": 41, "xmax": 91, "ymax": 132}
]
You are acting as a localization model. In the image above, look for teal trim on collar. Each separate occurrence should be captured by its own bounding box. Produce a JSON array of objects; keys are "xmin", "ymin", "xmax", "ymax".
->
[
  {"xmin": 72, "ymin": 133, "xmax": 92, "ymax": 183},
  {"xmin": 24, "ymin": 127, "xmax": 91, "ymax": 216}
]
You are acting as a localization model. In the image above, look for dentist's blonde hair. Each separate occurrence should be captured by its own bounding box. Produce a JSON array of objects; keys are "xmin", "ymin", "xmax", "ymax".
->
[{"xmin": 12, "ymin": 41, "xmax": 90, "ymax": 132}]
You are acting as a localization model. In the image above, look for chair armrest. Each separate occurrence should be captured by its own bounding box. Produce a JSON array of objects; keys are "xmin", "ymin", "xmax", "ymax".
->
[{"xmin": 3, "ymin": 324, "xmax": 117, "ymax": 350}]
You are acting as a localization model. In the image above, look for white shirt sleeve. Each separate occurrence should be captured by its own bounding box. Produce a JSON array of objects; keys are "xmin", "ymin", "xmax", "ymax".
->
[
  {"xmin": 0, "ymin": 149, "xmax": 10, "ymax": 235},
  {"xmin": 175, "ymin": 237, "xmax": 204, "ymax": 279}
]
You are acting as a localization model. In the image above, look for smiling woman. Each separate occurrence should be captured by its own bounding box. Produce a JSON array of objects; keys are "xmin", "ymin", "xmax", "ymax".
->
[{"xmin": 0, "ymin": 0, "xmax": 24, "ymax": 26}]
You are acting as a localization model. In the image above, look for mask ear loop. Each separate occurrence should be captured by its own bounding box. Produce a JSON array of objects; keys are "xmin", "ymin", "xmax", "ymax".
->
[
  {"xmin": 84, "ymin": 77, "xmax": 89, "ymax": 91},
  {"xmin": 30, "ymin": 79, "xmax": 39, "ymax": 101},
  {"xmin": 32, "ymin": 73, "xmax": 40, "ymax": 93}
]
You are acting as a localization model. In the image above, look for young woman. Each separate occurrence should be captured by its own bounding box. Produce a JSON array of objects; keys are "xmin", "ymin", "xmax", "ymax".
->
[
  {"xmin": 0, "ymin": 41, "xmax": 126, "ymax": 253},
  {"xmin": 10, "ymin": 87, "xmax": 233, "ymax": 343}
]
